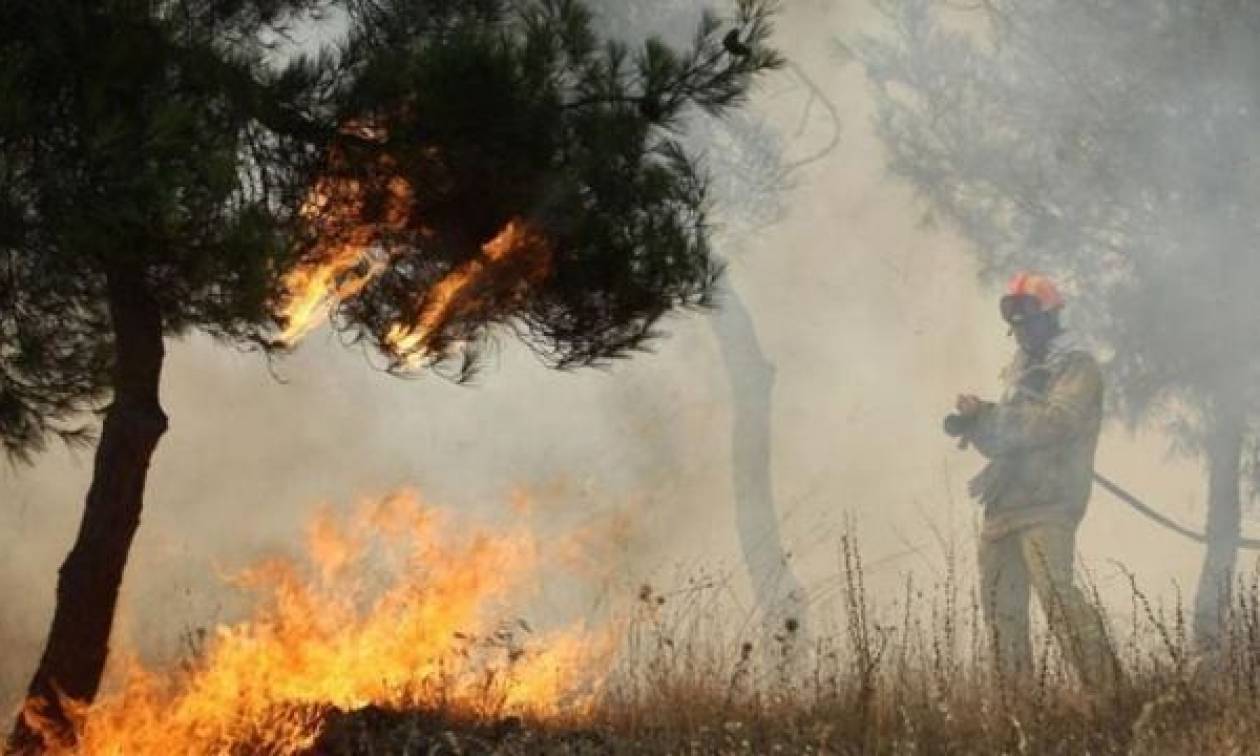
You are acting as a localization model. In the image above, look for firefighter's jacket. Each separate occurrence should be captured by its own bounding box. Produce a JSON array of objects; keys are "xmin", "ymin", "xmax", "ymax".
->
[{"xmin": 966, "ymin": 338, "xmax": 1104, "ymax": 540}]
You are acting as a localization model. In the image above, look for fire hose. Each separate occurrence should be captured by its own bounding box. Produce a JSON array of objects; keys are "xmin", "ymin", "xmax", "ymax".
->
[
  {"xmin": 944, "ymin": 413, "xmax": 1260, "ymax": 550},
  {"xmin": 1090, "ymin": 471, "xmax": 1260, "ymax": 550}
]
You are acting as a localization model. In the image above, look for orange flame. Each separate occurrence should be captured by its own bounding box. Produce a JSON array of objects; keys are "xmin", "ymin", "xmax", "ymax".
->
[
  {"xmin": 38, "ymin": 491, "xmax": 614, "ymax": 755},
  {"xmin": 385, "ymin": 219, "xmax": 551, "ymax": 367},
  {"xmin": 276, "ymin": 172, "xmax": 413, "ymax": 345},
  {"xmin": 276, "ymin": 126, "xmax": 551, "ymax": 362}
]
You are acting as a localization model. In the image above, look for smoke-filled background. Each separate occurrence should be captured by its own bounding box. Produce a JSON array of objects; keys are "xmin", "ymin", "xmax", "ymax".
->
[{"xmin": 0, "ymin": 0, "xmax": 1230, "ymax": 714}]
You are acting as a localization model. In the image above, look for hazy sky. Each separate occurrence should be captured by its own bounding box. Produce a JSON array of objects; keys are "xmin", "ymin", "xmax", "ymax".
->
[{"xmin": 0, "ymin": 0, "xmax": 1229, "ymax": 711}]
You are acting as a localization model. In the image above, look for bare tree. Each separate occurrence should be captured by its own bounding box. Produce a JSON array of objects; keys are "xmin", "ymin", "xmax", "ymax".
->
[{"xmin": 587, "ymin": 0, "xmax": 843, "ymax": 644}]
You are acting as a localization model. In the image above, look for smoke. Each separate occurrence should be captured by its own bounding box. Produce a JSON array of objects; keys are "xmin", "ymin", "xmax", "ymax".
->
[{"xmin": 0, "ymin": 0, "xmax": 1226, "ymax": 715}]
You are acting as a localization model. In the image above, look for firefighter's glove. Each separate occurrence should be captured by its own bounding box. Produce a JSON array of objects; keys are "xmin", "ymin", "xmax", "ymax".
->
[
  {"xmin": 956, "ymin": 394, "xmax": 987, "ymax": 417},
  {"xmin": 943, "ymin": 413, "xmax": 975, "ymax": 438},
  {"xmin": 944, "ymin": 394, "xmax": 992, "ymax": 441}
]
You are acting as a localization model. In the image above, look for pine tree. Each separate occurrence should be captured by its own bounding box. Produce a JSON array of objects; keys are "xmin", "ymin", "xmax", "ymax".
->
[{"xmin": 1, "ymin": 0, "xmax": 781, "ymax": 749}]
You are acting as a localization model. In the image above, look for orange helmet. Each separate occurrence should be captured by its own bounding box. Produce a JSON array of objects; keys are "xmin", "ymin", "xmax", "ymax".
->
[{"xmin": 1001, "ymin": 271, "xmax": 1064, "ymax": 323}]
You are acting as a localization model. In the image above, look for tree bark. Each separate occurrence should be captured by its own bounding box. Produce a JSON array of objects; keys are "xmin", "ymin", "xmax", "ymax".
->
[
  {"xmin": 9, "ymin": 269, "xmax": 167, "ymax": 754},
  {"xmin": 712, "ymin": 285, "xmax": 809, "ymax": 645},
  {"xmin": 1192, "ymin": 400, "xmax": 1246, "ymax": 651}
]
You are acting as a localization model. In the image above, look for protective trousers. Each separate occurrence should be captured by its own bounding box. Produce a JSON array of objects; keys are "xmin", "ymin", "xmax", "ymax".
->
[{"xmin": 978, "ymin": 522, "xmax": 1118, "ymax": 689}]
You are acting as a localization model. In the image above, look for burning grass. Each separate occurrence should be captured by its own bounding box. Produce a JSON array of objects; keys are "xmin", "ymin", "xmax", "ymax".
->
[
  {"xmin": 27, "ymin": 507, "xmax": 1260, "ymax": 754},
  {"xmin": 25, "ymin": 491, "xmax": 613, "ymax": 754}
]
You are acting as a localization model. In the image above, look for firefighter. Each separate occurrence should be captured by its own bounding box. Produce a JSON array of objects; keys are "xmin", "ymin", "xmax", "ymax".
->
[{"xmin": 945, "ymin": 272, "xmax": 1119, "ymax": 689}]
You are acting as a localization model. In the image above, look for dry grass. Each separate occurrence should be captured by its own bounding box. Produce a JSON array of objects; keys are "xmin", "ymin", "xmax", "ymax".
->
[{"xmin": 575, "ymin": 539, "xmax": 1260, "ymax": 755}]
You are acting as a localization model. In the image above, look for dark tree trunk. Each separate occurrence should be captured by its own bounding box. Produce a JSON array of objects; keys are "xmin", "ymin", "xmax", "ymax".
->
[
  {"xmin": 712, "ymin": 285, "xmax": 809, "ymax": 643},
  {"xmin": 9, "ymin": 269, "xmax": 167, "ymax": 754},
  {"xmin": 1192, "ymin": 401, "xmax": 1246, "ymax": 650}
]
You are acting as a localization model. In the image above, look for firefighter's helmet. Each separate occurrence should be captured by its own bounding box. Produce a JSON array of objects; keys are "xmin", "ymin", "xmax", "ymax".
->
[{"xmin": 1001, "ymin": 271, "xmax": 1064, "ymax": 324}]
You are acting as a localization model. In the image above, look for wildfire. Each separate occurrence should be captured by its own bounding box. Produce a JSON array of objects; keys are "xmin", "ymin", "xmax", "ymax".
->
[
  {"xmin": 385, "ymin": 219, "xmax": 551, "ymax": 368},
  {"xmin": 275, "ymin": 171, "xmax": 413, "ymax": 346},
  {"xmin": 32, "ymin": 491, "xmax": 614, "ymax": 755},
  {"xmin": 275, "ymin": 130, "xmax": 552, "ymax": 364}
]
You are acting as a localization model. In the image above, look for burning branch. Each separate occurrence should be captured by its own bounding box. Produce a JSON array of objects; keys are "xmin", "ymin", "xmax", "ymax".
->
[
  {"xmin": 385, "ymin": 219, "xmax": 552, "ymax": 369},
  {"xmin": 274, "ymin": 129, "xmax": 552, "ymax": 370}
]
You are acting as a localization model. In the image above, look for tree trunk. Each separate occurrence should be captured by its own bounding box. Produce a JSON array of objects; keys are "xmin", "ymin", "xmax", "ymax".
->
[
  {"xmin": 1192, "ymin": 401, "xmax": 1246, "ymax": 651},
  {"xmin": 9, "ymin": 269, "xmax": 167, "ymax": 754},
  {"xmin": 712, "ymin": 285, "xmax": 809, "ymax": 645}
]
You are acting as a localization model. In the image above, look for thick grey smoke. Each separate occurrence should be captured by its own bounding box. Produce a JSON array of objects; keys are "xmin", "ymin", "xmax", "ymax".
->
[{"xmin": 0, "ymin": 0, "xmax": 1226, "ymax": 712}]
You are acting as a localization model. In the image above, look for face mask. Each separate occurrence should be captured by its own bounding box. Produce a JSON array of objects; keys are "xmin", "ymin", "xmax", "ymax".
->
[
  {"xmin": 1001, "ymin": 295, "xmax": 1058, "ymax": 354},
  {"xmin": 1000, "ymin": 294, "xmax": 1043, "ymax": 325}
]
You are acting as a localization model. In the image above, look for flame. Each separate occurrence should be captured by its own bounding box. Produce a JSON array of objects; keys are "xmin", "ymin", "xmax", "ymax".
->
[
  {"xmin": 35, "ymin": 491, "xmax": 614, "ymax": 755},
  {"xmin": 385, "ymin": 219, "xmax": 551, "ymax": 367},
  {"xmin": 276, "ymin": 172, "xmax": 413, "ymax": 345},
  {"xmin": 276, "ymin": 125, "xmax": 552, "ymax": 363}
]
